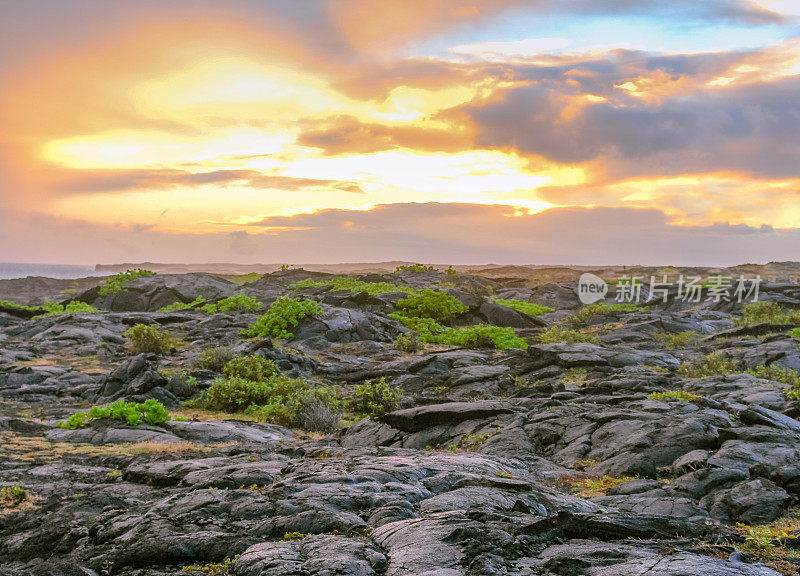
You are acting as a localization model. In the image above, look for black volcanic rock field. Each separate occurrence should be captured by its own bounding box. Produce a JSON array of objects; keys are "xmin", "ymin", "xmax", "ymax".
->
[{"xmin": 2, "ymin": 267, "xmax": 800, "ymax": 575}]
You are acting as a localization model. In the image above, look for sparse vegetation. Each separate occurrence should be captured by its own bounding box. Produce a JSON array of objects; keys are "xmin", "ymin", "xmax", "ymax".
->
[
  {"xmin": 0, "ymin": 484, "xmax": 28, "ymax": 506},
  {"xmin": 158, "ymin": 296, "xmax": 207, "ymax": 312},
  {"xmin": 560, "ymin": 368, "xmax": 588, "ymax": 385},
  {"xmin": 292, "ymin": 276, "xmax": 414, "ymax": 295},
  {"xmin": 678, "ymin": 352, "xmax": 740, "ymax": 378},
  {"xmin": 36, "ymin": 301, "xmax": 100, "ymax": 316},
  {"xmin": 567, "ymin": 302, "xmax": 649, "ymax": 327},
  {"xmin": 537, "ymin": 325, "xmax": 601, "ymax": 344},
  {"xmin": 394, "ymin": 289, "xmax": 467, "ymax": 322},
  {"xmin": 98, "ymin": 269, "xmax": 155, "ymax": 296},
  {"xmin": 222, "ymin": 355, "xmax": 277, "ymax": 381},
  {"xmin": 58, "ymin": 399, "xmax": 170, "ymax": 429},
  {"xmin": 388, "ymin": 289, "xmax": 526, "ymax": 349},
  {"xmin": 350, "ymin": 377, "xmax": 402, "ymax": 417},
  {"xmin": 182, "ymin": 556, "xmax": 238, "ymax": 575},
  {"xmin": 655, "ymin": 330, "xmax": 702, "ymax": 349},
  {"xmin": 242, "ymin": 297, "xmax": 324, "ymax": 339},
  {"xmin": 648, "ymin": 390, "xmax": 701, "ymax": 402},
  {"xmin": 750, "ymin": 365, "xmax": 800, "ymax": 400},
  {"xmin": 395, "ymin": 331, "xmax": 422, "ymax": 353},
  {"xmin": 190, "ymin": 368, "xmax": 340, "ymax": 433},
  {"xmin": 395, "ymin": 264, "xmax": 434, "ymax": 273},
  {"xmin": 124, "ymin": 323, "xmax": 178, "ymax": 355},
  {"xmin": 494, "ymin": 298, "xmax": 553, "ymax": 316},
  {"xmin": 227, "ymin": 273, "xmax": 261, "ymax": 285},
  {"xmin": 196, "ymin": 346, "xmax": 235, "ymax": 371},
  {"xmin": 201, "ymin": 293, "xmax": 262, "ymax": 314},
  {"xmin": 0, "ymin": 299, "xmax": 39, "ymax": 311},
  {"xmin": 572, "ymin": 475, "xmax": 634, "ymax": 498},
  {"xmin": 736, "ymin": 301, "xmax": 800, "ymax": 326}
]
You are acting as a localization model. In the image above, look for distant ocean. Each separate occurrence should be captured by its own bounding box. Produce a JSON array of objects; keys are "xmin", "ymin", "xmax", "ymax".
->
[{"xmin": 0, "ymin": 263, "xmax": 112, "ymax": 280}]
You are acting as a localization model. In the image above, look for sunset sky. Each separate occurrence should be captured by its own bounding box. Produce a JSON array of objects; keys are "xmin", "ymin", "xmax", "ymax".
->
[{"xmin": 1, "ymin": 0, "xmax": 800, "ymax": 265}]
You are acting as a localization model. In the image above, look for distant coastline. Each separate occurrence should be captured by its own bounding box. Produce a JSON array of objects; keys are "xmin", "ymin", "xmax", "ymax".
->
[{"xmin": 0, "ymin": 262, "xmax": 111, "ymax": 280}]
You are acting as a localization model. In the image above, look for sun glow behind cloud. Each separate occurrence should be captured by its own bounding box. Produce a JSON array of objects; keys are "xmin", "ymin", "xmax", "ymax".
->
[{"xmin": 1, "ymin": 0, "xmax": 799, "ymax": 264}]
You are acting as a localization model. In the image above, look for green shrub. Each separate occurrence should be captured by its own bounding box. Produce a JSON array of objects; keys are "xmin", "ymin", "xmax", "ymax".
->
[
  {"xmin": 567, "ymin": 302, "xmax": 649, "ymax": 327},
  {"xmin": 124, "ymin": 323, "xmax": 177, "ymax": 355},
  {"xmin": 655, "ymin": 330, "xmax": 702, "ymax": 349},
  {"xmin": 201, "ymin": 293, "xmax": 262, "ymax": 314},
  {"xmin": 736, "ymin": 301, "xmax": 800, "ymax": 326},
  {"xmin": 560, "ymin": 368, "xmax": 588, "ymax": 385},
  {"xmin": 182, "ymin": 556, "xmax": 238, "ymax": 575},
  {"xmin": 99, "ymin": 268, "xmax": 155, "ymax": 296},
  {"xmin": 395, "ymin": 264, "xmax": 434, "ymax": 273},
  {"xmin": 789, "ymin": 328, "xmax": 800, "ymax": 339},
  {"xmin": 159, "ymin": 296, "xmax": 207, "ymax": 312},
  {"xmin": 395, "ymin": 331, "xmax": 422, "ymax": 353},
  {"xmin": 395, "ymin": 289, "xmax": 467, "ymax": 322},
  {"xmin": 445, "ymin": 266, "xmax": 458, "ymax": 277},
  {"xmin": 0, "ymin": 484, "xmax": 28, "ymax": 506},
  {"xmin": 228, "ymin": 272, "xmax": 262, "ymax": 285},
  {"xmin": 494, "ymin": 299, "xmax": 553, "ymax": 316},
  {"xmin": 242, "ymin": 297, "xmax": 324, "ymax": 339},
  {"xmin": 196, "ymin": 346, "xmax": 235, "ymax": 371},
  {"xmin": 0, "ymin": 300, "xmax": 39, "ymax": 311},
  {"xmin": 247, "ymin": 386, "xmax": 340, "ymax": 432},
  {"xmin": 350, "ymin": 377, "xmax": 402, "ymax": 417},
  {"xmin": 57, "ymin": 399, "xmax": 170, "ymax": 429},
  {"xmin": 292, "ymin": 276, "xmax": 414, "ymax": 295},
  {"xmin": 193, "ymin": 375, "xmax": 340, "ymax": 432},
  {"xmin": 222, "ymin": 355, "xmax": 277, "ymax": 381},
  {"xmin": 748, "ymin": 365, "xmax": 800, "ymax": 400},
  {"xmin": 390, "ymin": 314, "xmax": 525, "ymax": 349},
  {"xmin": 678, "ymin": 352, "xmax": 740, "ymax": 378},
  {"xmin": 437, "ymin": 324, "xmax": 527, "ymax": 349},
  {"xmin": 191, "ymin": 376, "xmax": 279, "ymax": 412},
  {"xmin": 648, "ymin": 390, "xmax": 701, "ymax": 402},
  {"xmin": 33, "ymin": 301, "xmax": 100, "ymax": 317},
  {"xmin": 537, "ymin": 325, "xmax": 601, "ymax": 344}
]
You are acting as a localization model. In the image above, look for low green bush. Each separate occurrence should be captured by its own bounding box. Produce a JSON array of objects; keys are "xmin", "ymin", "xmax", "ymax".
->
[
  {"xmin": 196, "ymin": 346, "xmax": 235, "ymax": 371},
  {"xmin": 567, "ymin": 302, "xmax": 649, "ymax": 327},
  {"xmin": 124, "ymin": 323, "xmax": 177, "ymax": 355},
  {"xmin": 292, "ymin": 276, "xmax": 414, "ymax": 295},
  {"xmin": 395, "ymin": 289, "xmax": 467, "ymax": 322},
  {"xmin": 536, "ymin": 325, "xmax": 601, "ymax": 344},
  {"xmin": 222, "ymin": 355, "xmax": 277, "ymax": 381},
  {"xmin": 0, "ymin": 300, "xmax": 39, "ymax": 311},
  {"xmin": 748, "ymin": 365, "xmax": 800, "ymax": 399},
  {"xmin": 655, "ymin": 330, "xmax": 702, "ymax": 349},
  {"xmin": 192, "ymin": 375, "xmax": 340, "ymax": 432},
  {"xmin": 58, "ymin": 399, "xmax": 170, "ymax": 429},
  {"xmin": 437, "ymin": 324, "xmax": 527, "ymax": 349},
  {"xmin": 0, "ymin": 484, "xmax": 28, "ymax": 506},
  {"xmin": 201, "ymin": 293, "xmax": 262, "ymax": 314},
  {"xmin": 678, "ymin": 353, "xmax": 739, "ymax": 378},
  {"xmin": 395, "ymin": 264, "xmax": 434, "ymax": 273},
  {"xmin": 159, "ymin": 296, "xmax": 207, "ymax": 312},
  {"xmin": 99, "ymin": 269, "xmax": 155, "ymax": 296},
  {"xmin": 736, "ymin": 301, "xmax": 800, "ymax": 326},
  {"xmin": 242, "ymin": 297, "xmax": 324, "ymax": 339},
  {"xmin": 648, "ymin": 390, "xmax": 701, "ymax": 402},
  {"xmin": 789, "ymin": 327, "xmax": 800, "ymax": 338},
  {"xmin": 350, "ymin": 377, "xmax": 402, "ymax": 417},
  {"xmin": 395, "ymin": 331, "xmax": 422, "ymax": 353},
  {"xmin": 390, "ymin": 314, "xmax": 526, "ymax": 349},
  {"xmin": 494, "ymin": 299, "xmax": 553, "ymax": 316},
  {"xmin": 36, "ymin": 301, "xmax": 100, "ymax": 316}
]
